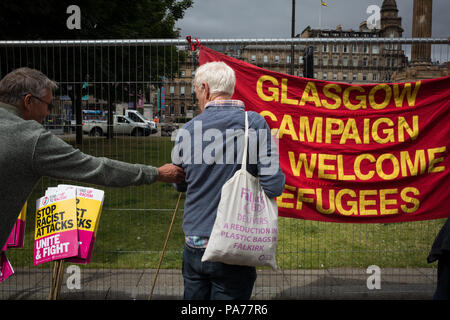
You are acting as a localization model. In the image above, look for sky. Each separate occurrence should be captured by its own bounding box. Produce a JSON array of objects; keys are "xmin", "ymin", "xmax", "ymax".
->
[{"xmin": 176, "ymin": 0, "xmax": 449, "ymax": 39}]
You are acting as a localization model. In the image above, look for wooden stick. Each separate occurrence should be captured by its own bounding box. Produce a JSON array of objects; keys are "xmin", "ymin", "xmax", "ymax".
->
[
  {"xmin": 48, "ymin": 261, "xmax": 58, "ymax": 300},
  {"xmin": 48, "ymin": 260, "xmax": 66, "ymax": 300},
  {"xmin": 148, "ymin": 192, "xmax": 182, "ymax": 300}
]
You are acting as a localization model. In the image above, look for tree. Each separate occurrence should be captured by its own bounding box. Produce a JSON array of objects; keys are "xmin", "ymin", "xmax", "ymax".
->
[
  {"xmin": 0, "ymin": 0, "xmax": 193, "ymax": 40},
  {"xmin": 0, "ymin": 0, "xmax": 193, "ymax": 141}
]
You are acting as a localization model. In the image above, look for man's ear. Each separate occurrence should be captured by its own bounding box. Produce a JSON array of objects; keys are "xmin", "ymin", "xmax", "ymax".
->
[
  {"xmin": 22, "ymin": 94, "xmax": 33, "ymax": 112},
  {"xmin": 203, "ymin": 83, "xmax": 210, "ymax": 100}
]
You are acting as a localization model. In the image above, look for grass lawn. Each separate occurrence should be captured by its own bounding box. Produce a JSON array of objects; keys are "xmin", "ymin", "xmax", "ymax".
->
[{"xmin": 5, "ymin": 135, "xmax": 445, "ymax": 270}]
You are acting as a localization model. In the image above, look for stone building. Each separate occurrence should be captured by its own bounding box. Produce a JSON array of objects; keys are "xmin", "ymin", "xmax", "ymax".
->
[{"xmin": 162, "ymin": 0, "xmax": 445, "ymax": 121}]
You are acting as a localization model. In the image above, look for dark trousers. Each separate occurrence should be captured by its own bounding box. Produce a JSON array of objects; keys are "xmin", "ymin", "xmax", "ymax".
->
[
  {"xmin": 433, "ymin": 256, "xmax": 450, "ymax": 300},
  {"xmin": 182, "ymin": 245, "xmax": 257, "ymax": 300}
]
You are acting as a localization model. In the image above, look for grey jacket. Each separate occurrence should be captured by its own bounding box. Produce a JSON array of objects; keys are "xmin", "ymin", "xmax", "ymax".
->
[{"xmin": 0, "ymin": 102, "xmax": 158, "ymax": 249}]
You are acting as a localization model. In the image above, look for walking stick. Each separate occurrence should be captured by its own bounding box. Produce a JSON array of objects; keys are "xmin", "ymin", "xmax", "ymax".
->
[{"xmin": 148, "ymin": 192, "xmax": 182, "ymax": 300}]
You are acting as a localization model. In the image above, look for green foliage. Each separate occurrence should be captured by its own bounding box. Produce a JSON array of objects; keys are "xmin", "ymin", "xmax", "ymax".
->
[{"xmin": 0, "ymin": 0, "xmax": 193, "ymax": 40}]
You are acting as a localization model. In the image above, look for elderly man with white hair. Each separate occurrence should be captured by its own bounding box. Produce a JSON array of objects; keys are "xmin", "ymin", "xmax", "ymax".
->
[
  {"xmin": 172, "ymin": 61, "xmax": 285, "ymax": 300},
  {"xmin": 0, "ymin": 67, "xmax": 185, "ymax": 250}
]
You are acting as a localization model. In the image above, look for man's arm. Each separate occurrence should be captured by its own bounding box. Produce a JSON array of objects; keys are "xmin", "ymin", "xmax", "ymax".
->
[
  {"xmin": 32, "ymin": 129, "xmax": 185, "ymax": 186},
  {"xmin": 254, "ymin": 114, "xmax": 286, "ymax": 198}
]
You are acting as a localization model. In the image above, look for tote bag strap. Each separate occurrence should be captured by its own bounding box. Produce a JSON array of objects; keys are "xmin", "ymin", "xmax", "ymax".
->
[{"xmin": 241, "ymin": 111, "xmax": 249, "ymax": 172}]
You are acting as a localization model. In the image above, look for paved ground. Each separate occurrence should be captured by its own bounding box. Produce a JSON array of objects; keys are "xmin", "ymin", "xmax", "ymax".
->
[{"xmin": 0, "ymin": 267, "xmax": 437, "ymax": 300}]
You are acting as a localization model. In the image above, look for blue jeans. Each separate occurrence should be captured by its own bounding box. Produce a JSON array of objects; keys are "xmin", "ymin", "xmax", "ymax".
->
[{"xmin": 182, "ymin": 244, "xmax": 257, "ymax": 300}]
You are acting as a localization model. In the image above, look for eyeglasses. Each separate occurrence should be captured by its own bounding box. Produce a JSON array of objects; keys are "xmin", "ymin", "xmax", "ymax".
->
[{"xmin": 25, "ymin": 94, "xmax": 54, "ymax": 112}]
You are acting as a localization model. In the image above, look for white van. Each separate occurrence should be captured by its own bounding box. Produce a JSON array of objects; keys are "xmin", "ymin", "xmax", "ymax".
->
[{"xmin": 124, "ymin": 110, "xmax": 157, "ymax": 133}]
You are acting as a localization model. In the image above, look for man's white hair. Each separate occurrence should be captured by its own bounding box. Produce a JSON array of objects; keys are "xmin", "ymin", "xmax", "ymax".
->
[{"xmin": 193, "ymin": 61, "xmax": 235, "ymax": 97}]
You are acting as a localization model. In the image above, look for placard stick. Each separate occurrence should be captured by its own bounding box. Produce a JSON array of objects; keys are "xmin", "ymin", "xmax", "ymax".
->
[
  {"xmin": 53, "ymin": 260, "xmax": 65, "ymax": 300},
  {"xmin": 48, "ymin": 261, "xmax": 58, "ymax": 300},
  {"xmin": 148, "ymin": 192, "xmax": 182, "ymax": 300},
  {"xmin": 48, "ymin": 260, "xmax": 66, "ymax": 300}
]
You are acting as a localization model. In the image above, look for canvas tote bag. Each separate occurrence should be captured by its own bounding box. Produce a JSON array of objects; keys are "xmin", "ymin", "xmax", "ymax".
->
[{"xmin": 201, "ymin": 112, "xmax": 278, "ymax": 269}]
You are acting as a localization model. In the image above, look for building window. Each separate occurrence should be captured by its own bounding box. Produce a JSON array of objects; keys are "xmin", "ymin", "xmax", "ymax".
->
[
  {"xmin": 343, "ymin": 74, "xmax": 348, "ymax": 81},
  {"xmin": 363, "ymin": 57, "xmax": 368, "ymax": 67},
  {"xmin": 180, "ymin": 86, "xmax": 185, "ymax": 96},
  {"xmin": 333, "ymin": 56, "xmax": 338, "ymax": 66},
  {"xmin": 323, "ymin": 57, "xmax": 328, "ymax": 66},
  {"xmin": 373, "ymin": 58, "xmax": 378, "ymax": 67},
  {"xmin": 275, "ymin": 55, "xmax": 280, "ymax": 63},
  {"xmin": 333, "ymin": 73, "xmax": 337, "ymax": 80},
  {"xmin": 264, "ymin": 55, "xmax": 268, "ymax": 63},
  {"xmin": 323, "ymin": 73, "xmax": 328, "ymax": 80},
  {"xmin": 169, "ymin": 86, "xmax": 175, "ymax": 95},
  {"xmin": 363, "ymin": 44, "xmax": 369, "ymax": 54},
  {"xmin": 353, "ymin": 58, "xmax": 358, "ymax": 67},
  {"xmin": 373, "ymin": 73, "xmax": 378, "ymax": 81},
  {"xmin": 323, "ymin": 44, "xmax": 328, "ymax": 53},
  {"xmin": 251, "ymin": 55, "xmax": 256, "ymax": 62},
  {"xmin": 343, "ymin": 57, "xmax": 348, "ymax": 66},
  {"xmin": 372, "ymin": 45, "xmax": 379, "ymax": 54},
  {"xmin": 352, "ymin": 44, "xmax": 358, "ymax": 53},
  {"xmin": 343, "ymin": 44, "xmax": 348, "ymax": 53},
  {"xmin": 332, "ymin": 44, "xmax": 338, "ymax": 53},
  {"xmin": 363, "ymin": 74, "xmax": 367, "ymax": 81}
]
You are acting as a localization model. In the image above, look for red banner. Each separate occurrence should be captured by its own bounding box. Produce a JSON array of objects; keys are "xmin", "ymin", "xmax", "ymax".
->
[{"xmin": 199, "ymin": 45, "xmax": 450, "ymax": 223}]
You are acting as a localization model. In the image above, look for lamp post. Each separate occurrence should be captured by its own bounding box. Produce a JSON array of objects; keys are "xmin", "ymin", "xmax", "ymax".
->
[{"xmin": 290, "ymin": 0, "xmax": 295, "ymax": 75}]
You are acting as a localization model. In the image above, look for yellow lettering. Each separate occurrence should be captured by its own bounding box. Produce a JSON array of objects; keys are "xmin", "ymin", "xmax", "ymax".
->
[
  {"xmin": 299, "ymin": 82, "xmax": 322, "ymax": 107},
  {"xmin": 393, "ymin": 81, "xmax": 421, "ymax": 107},
  {"xmin": 336, "ymin": 189, "xmax": 358, "ymax": 216},
  {"xmin": 318, "ymin": 154, "xmax": 337, "ymax": 180},
  {"xmin": 288, "ymin": 152, "xmax": 317, "ymax": 178},
  {"xmin": 427, "ymin": 146, "xmax": 446, "ymax": 173},
  {"xmin": 296, "ymin": 188, "xmax": 315, "ymax": 210},
  {"xmin": 400, "ymin": 187, "xmax": 420, "ymax": 213},
  {"xmin": 398, "ymin": 116, "xmax": 419, "ymax": 142},
  {"xmin": 359, "ymin": 190, "xmax": 378, "ymax": 215},
  {"xmin": 400, "ymin": 150, "xmax": 426, "ymax": 176},
  {"xmin": 376, "ymin": 153, "xmax": 400, "ymax": 180},
  {"xmin": 316, "ymin": 188, "xmax": 336, "ymax": 214},
  {"xmin": 281, "ymin": 78, "xmax": 299, "ymax": 105},
  {"xmin": 325, "ymin": 118, "xmax": 344, "ymax": 143},
  {"xmin": 380, "ymin": 189, "xmax": 398, "ymax": 215},
  {"xmin": 279, "ymin": 114, "xmax": 299, "ymax": 141},
  {"xmin": 321, "ymin": 84, "xmax": 342, "ymax": 109},
  {"xmin": 256, "ymin": 75, "xmax": 279, "ymax": 102},
  {"xmin": 299, "ymin": 116, "xmax": 323, "ymax": 143},
  {"xmin": 276, "ymin": 184, "xmax": 296, "ymax": 209},
  {"xmin": 340, "ymin": 118, "xmax": 362, "ymax": 144},
  {"xmin": 343, "ymin": 86, "xmax": 366, "ymax": 110},
  {"xmin": 372, "ymin": 118, "xmax": 395, "ymax": 144},
  {"xmin": 354, "ymin": 154, "xmax": 376, "ymax": 180},
  {"xmin": 369, "ymin": 84, "xmax": 392, "ymax": 110}
]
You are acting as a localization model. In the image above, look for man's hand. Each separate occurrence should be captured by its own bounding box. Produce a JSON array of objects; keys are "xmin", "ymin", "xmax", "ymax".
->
[{"xmin": 157, "ymin": 164, "xmax": 186, "ymax": 183}]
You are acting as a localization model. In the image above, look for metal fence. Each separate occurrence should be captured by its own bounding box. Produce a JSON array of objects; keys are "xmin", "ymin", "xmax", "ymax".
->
[{"xmin": 0, "ymin": 37, "xmax": 449, "ymax": 300}]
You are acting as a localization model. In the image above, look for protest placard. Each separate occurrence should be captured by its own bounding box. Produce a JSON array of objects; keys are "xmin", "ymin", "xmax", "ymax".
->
[
  {"xmin": 58, "ymin": 185, "xmax": 104, "ymax": 264},
  {"xmin": 0, "ymin": 251, "xmax": 14, "ymax": 283},
  {"xmin": 34, "ymin": 189, "xmax": 78, "ymax": 266},
  {"xmin": 2, "ymin": 203, "xmax": 27, "ymax": 251}
]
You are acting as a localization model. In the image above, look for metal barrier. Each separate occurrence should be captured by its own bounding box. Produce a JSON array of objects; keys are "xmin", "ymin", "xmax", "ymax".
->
[{"xmin": 0, "ymin": 38, "xmax": 448, "ymax": 300}]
